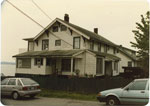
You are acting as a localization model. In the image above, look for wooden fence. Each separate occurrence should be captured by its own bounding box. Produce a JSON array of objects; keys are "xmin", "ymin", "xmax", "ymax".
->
[{"xmin": 2, "ymin": 74, "xmax": 133, "ymax": 94}]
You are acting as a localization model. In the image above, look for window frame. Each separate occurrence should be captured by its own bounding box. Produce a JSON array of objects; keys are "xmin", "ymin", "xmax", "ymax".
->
[
  {"xmin": 42, "ymin": 39, "xmax": 49, "ymax": 50},
  {"xmin": 73, "ymin": 37, "xmax": 80, "ymax": 49},
  {"xmin": 60, "ymin": 25, "xmax": 67, "ymax": 31},
  {"xmin": 17, "ymin": 58, "xmax": 31, "ymax": 68},
  {"xmin": 34, "ymin": 58, "xmax": 43, "ymax": 66},
  {"xmin": 96, "ymin": 58, "xmax": 103, "ymax": 74},
  {"xmin": 7, "ymin": 79, "xmax": 16, "ymax": 85},
  {"xmin": 128, "ymin": 61, "xmax": 132, "ymax": 67},
  {"xmin": 98, "ymin": 43, "xmax": 101, "ymax": 52},
  {"xmin": 114, "ymin": 61, "xmax": 118, "ymax": 72},
  {"xmin": 1, "ymin": 78, "xmax": 9, "ymax": 85},
  {"xmin": 55, "ymin": 40, "xmax": 61, "ymax": 46},
  {"xmin": 128, "ymin": 80, "xmax": 148, "ymax": 90},
  {"xmin": 90, "ymin": 40, "xmax": 94, "ymax": 50},
  {"xmin": 52, "ymin": 26, "xmax": 59, "ymax": 32}
]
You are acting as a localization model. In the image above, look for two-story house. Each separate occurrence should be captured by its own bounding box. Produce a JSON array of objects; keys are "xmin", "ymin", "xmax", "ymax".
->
[{"xmin": 13, "ymin": 14, "xmax": 137, "ymax": 77}]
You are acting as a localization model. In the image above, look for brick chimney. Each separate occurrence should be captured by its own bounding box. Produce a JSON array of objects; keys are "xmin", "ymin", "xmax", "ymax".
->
[
  {"xmin": 64, "ymin": 14, "xmax": 69, "ymax": 22},
  {"xmin": 94, "ymin": 28, "xmax": 98, "ymax": 34}
]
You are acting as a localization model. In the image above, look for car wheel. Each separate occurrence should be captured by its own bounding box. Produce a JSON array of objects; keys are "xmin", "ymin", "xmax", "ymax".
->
[
  {"xmin": 30, "ymin": 94, "xmax": 36, "ymax": 98},
  {"xmin": 12, "ymin": 92, "xmax": 20, "ymax": 100},
  {"xmin": 106, "ymin": 96, "xmax": 119, "ymax": 106}
]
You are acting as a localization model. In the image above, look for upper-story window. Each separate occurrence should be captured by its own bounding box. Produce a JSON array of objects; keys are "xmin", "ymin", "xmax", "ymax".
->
[
  {"xmin": 52, "ymin": 26, "xmax": 58, "ymax": 32},
  {"xmin": 28, "ymin": 41, "xmax": 34, "ymax": 51},
  {"xmin": 55, "ymin": 40, "xmax": 61, "ymax": 46},
  {"xmin": 104, "ymin": 45, "xmax": 109, "ymax": 53},
  {"xmin": 90, "ymin": 40, "xmax": 94, "ymax": 50},
  {"xmin": 42, "ymin": 39, "xmax": 49, "ymax": 50},
  {"xmin": 113, "ymin": 48, "xmax": 116, "ymax": 54},
  {"xmin": 61, "ymin": 25, "xmax": 67, "ymax": 31},
  {"xmin": 98, "ymin": 43, "xmax": 101, "ymax": 52},
  {"xmin": 73, "ymin": 37, "xmax": 80, "ymax": 49}
]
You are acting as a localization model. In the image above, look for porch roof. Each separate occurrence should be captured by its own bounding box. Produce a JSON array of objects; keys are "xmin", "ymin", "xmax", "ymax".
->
[
  {"xmin": 90, "ymin": 51, "xmax": 121, "ymax": 61},
  {"xmin": 13, "ymin": 50, "xmax": 83, "ymax": 57}
]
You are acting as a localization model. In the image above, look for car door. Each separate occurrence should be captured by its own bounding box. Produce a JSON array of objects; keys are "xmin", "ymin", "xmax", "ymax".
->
[
  {"xmin": 120, "ymin": 80, "xmax": 148, "ymax": 105},
  {"xmin": 6, "ymin": 79, "xmax": 17, "ymax": 95},
  {"xmin": 1, "ymin": 78, "xmax": 9, "ymax": 95}
]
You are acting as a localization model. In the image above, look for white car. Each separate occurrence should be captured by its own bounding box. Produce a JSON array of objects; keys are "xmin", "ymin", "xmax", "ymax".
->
[
  {"xmin": 97, "ymin": 78, "xmax": 149, "ymax": 105},
  {"xmin": 1, "ymin": 78, "xmax": 41, "ymax": 100}
]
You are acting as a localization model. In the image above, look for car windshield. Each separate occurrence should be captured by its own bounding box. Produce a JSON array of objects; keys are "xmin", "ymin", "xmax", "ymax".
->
[{"xmin": 21, "ymin": 78, "xmax": 38, "ymax": 85}]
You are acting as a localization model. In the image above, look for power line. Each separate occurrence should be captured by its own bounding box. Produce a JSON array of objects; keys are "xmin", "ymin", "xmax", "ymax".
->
[
  {"xmin": 31, "ymin": 0, "xmax": 52, "ymax": 20},
  {"xmin": 5, "ymin": 0, "xmax": 73, "ymax": 46},
  {"xmin": 5, "ymin": 0, "xmax": 45, "ymax": 29}
]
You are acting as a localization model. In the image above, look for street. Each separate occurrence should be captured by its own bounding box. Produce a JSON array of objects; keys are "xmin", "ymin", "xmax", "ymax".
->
[{"xmin": 1, "ymin": 96, "xmax": 105, "ymax": 106}]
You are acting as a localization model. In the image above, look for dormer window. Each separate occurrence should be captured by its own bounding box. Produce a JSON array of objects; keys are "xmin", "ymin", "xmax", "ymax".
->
[
  {"xmin": 52, "ymin": 26, "xmax": 58, "ymax": 32},
  {"xmin": 42, "ymin": 39, "xmax": 49, "ymax": 50},
  {"xmin": 61, "ymin": 25, "xmax": 67, "ymax": 31}
]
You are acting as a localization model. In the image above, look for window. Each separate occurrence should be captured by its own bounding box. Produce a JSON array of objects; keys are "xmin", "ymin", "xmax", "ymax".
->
[
  {"xmin": 96, "ymin": 58, "xmax": 103, "ymax": 74},
  {"xmin": 73, "ymin": 37, "xmax": 80, "ymax": 49},
  {"xmin": 52, "ymin": 26, "xmax": 58, "ymax": 32},
  {"xmin": 104, "ymin": 45, "xmax": 109, "ymax": 53},
  {"xmin": 55, "ymin": 40, "xmax": 61, "ymax": 46},
  {"xmin": 98, "ymin": 43, "xmax": 101, "ymax": 52},
  {"xmin": 128, "ymin": 80, "xmax": 147, "ymax": 90},
  {"xmin": 46, "ymin": 58, "xmax": 51, "ymax": 66},
  {"xmin": 35, "ymin": 58, "xmax": 43, "ymax": 65},
  {"xmin": 1, "ymin": 78, "xmax": 9, "ymax": 85},
  {"xmin": 21, "ymin": 78, "xmax": 37, "ymax": 85},
  {"xmin": 42, "ymin": 40, "xmax": 49, "ymax": 50},
  {"xmin": 17, "ymin": 58, "xmax": 31, "ymax": 68},
  {"xmin": 28, "ymin": 41, "xmax": 34, "ymax": 51},
  {"xmin": 8, "ymin": 79, "xmax": 16, "ymax": 85},
  {"xmin": 90, "ymin": 40, "xmax": 94, "ymax": 50},
  {"xmin": 17, "ymin": 80, "xmax": 22, "ymax": 86},
  {"xmin": 114, "ymin": 61, "xmax": 118, "ymax": 72},
  {"xmin": 128, "ymin": 61, "xmax": 132, "ymax": 67},
  {"xmin": 61, "ymin": 25, "xmax": 67, "ymax": 31},
  {"xmin": 113, "ymin": 48, "xmax": 116, "ymax": 54},
  {"xmin": 61, "ymin": 59, "xmax": 71, "ymax": 72}
]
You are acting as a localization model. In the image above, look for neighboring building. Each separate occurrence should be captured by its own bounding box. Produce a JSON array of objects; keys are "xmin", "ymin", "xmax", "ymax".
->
[{"xmin": 13, "ymin": 14, "xmax": 137, "ymax": 77}]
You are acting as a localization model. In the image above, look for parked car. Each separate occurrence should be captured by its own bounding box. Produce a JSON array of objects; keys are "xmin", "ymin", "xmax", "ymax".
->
[
  {"xmin": 1, "ymin": 78, "xmax": 41, "ymax": 100},
  {"xmin": 97, "ymin": 78, "xmax": 149, "ymax": 105}
]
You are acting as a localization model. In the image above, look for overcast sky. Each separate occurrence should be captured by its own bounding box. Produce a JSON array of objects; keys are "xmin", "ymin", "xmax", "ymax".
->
[{"xmin": 1, "ymin": 0, "xmax": 149, "ymax": 62}]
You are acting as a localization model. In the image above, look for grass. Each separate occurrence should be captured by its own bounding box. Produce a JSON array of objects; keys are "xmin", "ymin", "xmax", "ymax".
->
[{"xmin": 38, "ymin": 89, "xmax": 97, "ymax": 101}]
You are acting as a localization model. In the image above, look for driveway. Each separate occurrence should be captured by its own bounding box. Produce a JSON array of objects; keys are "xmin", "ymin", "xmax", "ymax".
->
[{"xmin": 1, "ymin": 96, "xmax": 105, "ymax": 106}]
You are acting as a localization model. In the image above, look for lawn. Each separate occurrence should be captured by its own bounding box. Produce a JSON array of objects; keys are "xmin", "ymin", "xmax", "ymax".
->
[{"xmin": 38, "ymin": 89, "xmax": 97, "ymax": 101}]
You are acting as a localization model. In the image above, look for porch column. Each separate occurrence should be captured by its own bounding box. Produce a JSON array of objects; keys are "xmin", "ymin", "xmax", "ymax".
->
[{"xmin": 71, "ymin": 58, "xmax": 73, "ymax": 75}]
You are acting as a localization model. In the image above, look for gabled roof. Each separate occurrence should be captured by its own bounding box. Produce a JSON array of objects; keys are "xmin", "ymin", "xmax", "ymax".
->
[
  {"xmin": 57, "ymin": 18, "xmax": 117, "ymax": 47},
  {"xmin": 22, "ymin": 17, "xmax": 136, "ymax": 61},
  {"xmin": 24, "ymin": 18, "xmax": 117, "ymax": 47}
]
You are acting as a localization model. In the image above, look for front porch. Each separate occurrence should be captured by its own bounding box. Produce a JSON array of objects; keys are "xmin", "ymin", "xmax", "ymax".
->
[{"xmin": 46, "ymin": 57, "xmax": 82, "ymax": 76}]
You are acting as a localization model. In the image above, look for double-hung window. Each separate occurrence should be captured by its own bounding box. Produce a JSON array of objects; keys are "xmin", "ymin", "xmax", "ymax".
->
[
  {"xmin": 42, "ymin": 39, "xmax": 49, "ymax": 50},
  {"xmin": 73, "ymin": 37, "xmax": 80, "ymax": 49}
]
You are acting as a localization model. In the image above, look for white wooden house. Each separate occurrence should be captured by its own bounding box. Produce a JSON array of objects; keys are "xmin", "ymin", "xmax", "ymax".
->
[{"xmin": 13, "ymin": 14, "xmax": 137, "ymax": 77}]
